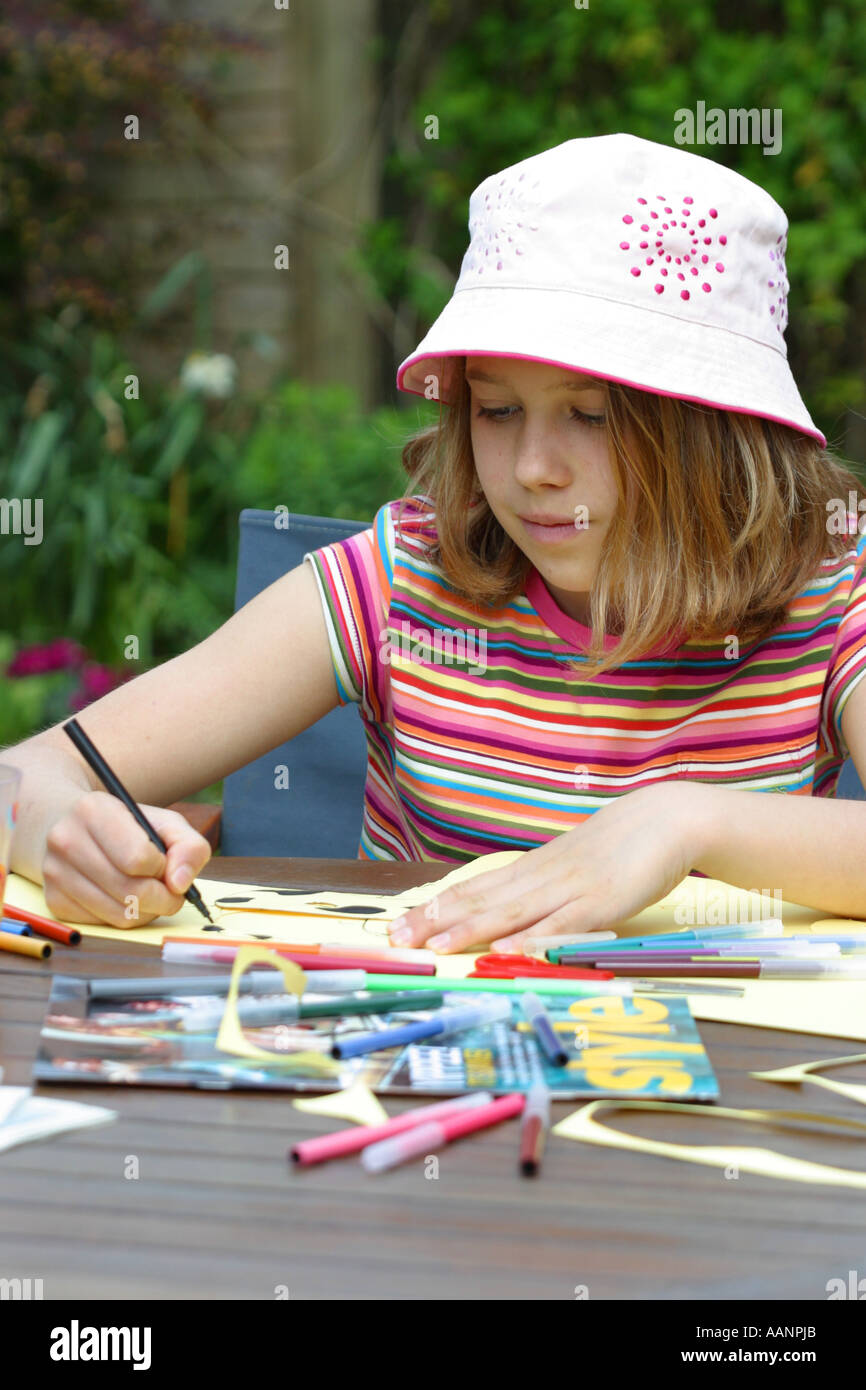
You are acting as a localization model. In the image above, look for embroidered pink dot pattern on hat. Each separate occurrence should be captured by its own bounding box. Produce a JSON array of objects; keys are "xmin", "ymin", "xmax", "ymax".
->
[
  {"xmin": 396, "ymin": 133, "xmax": 823, "ymax": 445},
  {"xmin": 463, "ymin": 169, "xmax": 542, "ymax": 275},
  {"xmin": 769, "ymin": 231, "xmax": 790, "ymax": 334},
  {"xmin": 619, "ymin": 192, "xmax": 726, "ymax": 300}
]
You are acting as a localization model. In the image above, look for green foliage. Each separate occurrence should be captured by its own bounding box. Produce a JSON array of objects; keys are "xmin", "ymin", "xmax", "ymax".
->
[
  {"xmin": 237, "ymin": 381, "xmax": 415, "ymax": 521},
  {"xmin": 374, "ymin": 0, "xmax": 866, "ymax": 446},
  {"xmin": 0, "ymin": 308, "xmax": 426, "ymax": 687}
]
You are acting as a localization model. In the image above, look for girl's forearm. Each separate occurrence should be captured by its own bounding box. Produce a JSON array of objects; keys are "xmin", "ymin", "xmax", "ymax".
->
[
  {"xmin": 1, "ymin": 737, "xmax": 97, "ymax": 885},
  {"xmin": 678, "ymin": 781, "xmax": 866, "ymax": 921}
]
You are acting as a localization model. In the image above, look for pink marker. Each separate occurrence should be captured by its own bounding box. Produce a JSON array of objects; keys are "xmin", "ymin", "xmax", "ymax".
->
[
  {"xmin": 289, "ymin": 1092, "xmax": 493, "ymax": 1167},
  {"xmin": 361, "ymin": 1092, "xmax": 527, "ymax": 1173}
]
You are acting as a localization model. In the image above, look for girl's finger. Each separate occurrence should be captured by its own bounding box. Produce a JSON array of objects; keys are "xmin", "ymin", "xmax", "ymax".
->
[
  {"xmin": 75, "ymin": 792, "xmax": 167, "ymax": 881},
  {"xmin": 45, "ymin": 822, "xmax": 188, "ymax": 923},
  {"xmin": 425, "ymin": 877, "xmax": 587, "ymax": 953},
  {"xmin": 490, "ymin": 893, "xmax": 627, "ymax": 952},
  {"xmin": 139, "ymin": 805, "xmax": 212, "ymax": 894},
  {"xmin": 43, "ymin": 857, "xmax": 180, "ymax": 929},
  {"xmin": 390, "ymin": 852, "xmax": 561, "ymax": 946}
]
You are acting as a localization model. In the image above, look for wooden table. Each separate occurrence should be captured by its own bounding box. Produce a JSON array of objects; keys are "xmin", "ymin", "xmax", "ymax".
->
[{"xmin": 2, "ymin": 857, "xmax": 864, "ymax": 1301}]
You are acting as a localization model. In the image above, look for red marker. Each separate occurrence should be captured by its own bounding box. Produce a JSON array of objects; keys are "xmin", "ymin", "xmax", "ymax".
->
[
  {"xmin": 290, "ymin": 1093, "xmax": 493, "ymax": 1167},
  {"xmin": 360, "ymin": 1093, "xmax": 527, "ymax": 1172},
  {"xmin": 519, "ymin": 1082, "xmax": 551, "ymax": 1177},
  {"xmin": 2, "ymin": 903, "xmax": 81, "ymax": 946}
]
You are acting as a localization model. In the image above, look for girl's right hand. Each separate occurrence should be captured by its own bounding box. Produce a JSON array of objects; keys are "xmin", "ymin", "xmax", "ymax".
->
[{"xmin": 42, "ymin": 791, "xmax": 213, "ymax": 928}]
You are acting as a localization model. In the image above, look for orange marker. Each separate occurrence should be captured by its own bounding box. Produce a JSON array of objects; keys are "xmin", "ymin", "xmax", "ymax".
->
[{"xmin": 0, "ymin": 929, "xmax": 52, "ymax": 960}]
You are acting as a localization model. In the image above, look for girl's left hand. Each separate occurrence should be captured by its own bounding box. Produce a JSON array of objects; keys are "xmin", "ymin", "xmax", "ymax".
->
[{"xmin": 388, "ymin": 783, "xmax": 707, "ymax": 953}]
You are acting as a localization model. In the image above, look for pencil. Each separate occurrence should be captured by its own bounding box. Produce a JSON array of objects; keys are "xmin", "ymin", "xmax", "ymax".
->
[
  {"xmin": 62, "ymin": 717, "xmax": 214, "ymax": 925},
  {"xmin": 0, "ymin": 929, "xmax": 52, "ymax": 960}
]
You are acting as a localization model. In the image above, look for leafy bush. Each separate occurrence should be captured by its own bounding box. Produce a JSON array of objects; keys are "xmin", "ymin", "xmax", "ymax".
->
[
  {"xmin": 0, "ymin": 307, "xmax": 430, "ymax": 744},
  {"xmin": 375, "ymin": 0, "xmax": 866, "ymax": 448}
]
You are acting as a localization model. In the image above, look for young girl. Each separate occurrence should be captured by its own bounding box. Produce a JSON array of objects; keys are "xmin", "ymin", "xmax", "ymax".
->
[{"xmin": 6, "ymin": 133, "xmax": 866, "ymax": 953}]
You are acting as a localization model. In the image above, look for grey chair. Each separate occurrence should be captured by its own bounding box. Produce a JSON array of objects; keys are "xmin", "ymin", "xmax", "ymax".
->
[
  {"xmin": 220, "ymin": 509, "xmax": 370, "ymax": 857},
  {"xmin": 836, "ymin": 756, "xmax": 866, "ymax": 801}
]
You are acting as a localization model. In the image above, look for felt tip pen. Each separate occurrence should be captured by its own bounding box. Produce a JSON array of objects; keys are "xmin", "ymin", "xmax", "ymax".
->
[
  {"xmin": 1, "ymin": 903, "xmax": 82, "ymax": 945},
  {"xmin": 162, "ymin": 937, "xmax": 435, "ymax": 965},
  {"xmin": 179, "ymin": 989, "xmax": 446, "ymax": 1031},
  {"xmin": 363, "ymin": 973, "xmax": 633, "ymax": 997},
  {"xmin": 556, "ymin": 938, "xmax": 837, "ymax": 961},
  {"xmin": 519, "ymin": 932, "xmax": 618, "ymax": 954},
  {"xmin": 521, "ymin": 992, "xmax": 568, "ymax": 1066},
  {"xmin": 0, "ymin": 918, "xmax": 33, "ymax": 936},
  {"xmin": 290, "ymin": 1092, "xmax": 493, "ymax": 1167},
  {"xmin": 63, "ymin": 716, "xmax": 214, "ymax": 925},
  {"xmin": 595, "ymin": 960, "xmax": 866, "ymax": 979},
  {"xmin": 361, "ymin": 1092, "xmax": 527, "ymax": 1173},
  {"xmin": 364, "ymin": 972, "xmax": 743, "ymax": 998},
  {"xmin": 332, "ymin": 997, "xmax": 511, "ymax": 1060},
  {"xmin": 160, "ymin": 940, "xmax": 427, "ymax": 976},
  {"xmin": 519, "ymin": 1081, "xmax": 551, "ymax": 1177},
  {"xmin": 569, "ymin": 947, "xmax": 840, "ymax": 966},
  {"xmin": 550, "ymin": 921, "xmax": 782, "ymax": 958},
  {"xmin": 88, "ymin": 970, "xmax": 367, "ymax": 1000},
  {"xmin": 0, "ymin": 928, "xmax": 52, "ymax": 959}
]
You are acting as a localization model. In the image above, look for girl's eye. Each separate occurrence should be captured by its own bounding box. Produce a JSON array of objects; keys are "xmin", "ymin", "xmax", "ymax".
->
[{"xmin": 474, "ymin": 405, "xmax": 606, "ymax": 428}]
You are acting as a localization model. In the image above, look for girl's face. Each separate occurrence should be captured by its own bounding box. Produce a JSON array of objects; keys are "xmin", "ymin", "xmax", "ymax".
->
[{"xmin": 466, "ymin": 356, "xmax": 619, "ymax": 626}]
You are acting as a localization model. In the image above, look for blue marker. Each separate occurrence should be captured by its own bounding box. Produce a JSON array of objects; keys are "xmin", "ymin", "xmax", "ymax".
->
[
  {"xmin": 550, "ymin": 921, "xmax": 782, "ymax": 961},
  {"xmin": 521, "ymin": 992, "xmax": 568, "ymax": 1067},
  {"xmin": 0, "ymin": 919, "xmax": 33, "ymax": 936},
  {"xmin": 331, "ymin": 998, "xmax": 510, "ymax": 1060}
]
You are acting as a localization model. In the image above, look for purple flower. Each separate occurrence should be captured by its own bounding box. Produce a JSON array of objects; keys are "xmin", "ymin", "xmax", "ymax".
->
[
  {"xmin": 7, "ymin": 639, "xmax": 88, "ymax": 677},
  {"xmin": 69, "ymin": 663, "xmax": 131, "ymax": 712}
]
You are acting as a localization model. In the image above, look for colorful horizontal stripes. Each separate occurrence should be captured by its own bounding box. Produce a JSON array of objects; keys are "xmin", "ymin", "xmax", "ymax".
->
[{"xmin": 304, "ymin": 494, "xmax": 866, "ymax": 863}]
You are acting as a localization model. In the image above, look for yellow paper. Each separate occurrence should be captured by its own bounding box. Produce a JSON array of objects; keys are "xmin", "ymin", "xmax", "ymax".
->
[
  {"xmin": 8, "ymin": 858, "xmax": 866, "ymax": 1033},
  {"xmin": 6, "ymin": 855, "xmax": 851, "ymax": 949},
  {"xmin": 687, "ymin": 979, "xmax": 866, "ymax": 1043},
  {"xmin": 552, "ymin": 1099, "xmax": 866, "ymax": 1190},
  {"xmin": 293, "ymin": 1082, "xmax": 388, "ymax": 1127},
  {"xmin": 752, "ymin": 1053, "xmax": 866, "ymax": 1105},
  {"xmin": 2, "ymin": 852, "xmax": 521, "ymax": 963},
  {"xmin": 213, "ymin": 945, "xmax": 334, "ymax": 1076}
]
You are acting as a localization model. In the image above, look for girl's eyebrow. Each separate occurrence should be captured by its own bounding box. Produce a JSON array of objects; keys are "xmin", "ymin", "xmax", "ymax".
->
[{"xmin": 465, "ymin": 369, "xmax": 605, "ymax": 393}]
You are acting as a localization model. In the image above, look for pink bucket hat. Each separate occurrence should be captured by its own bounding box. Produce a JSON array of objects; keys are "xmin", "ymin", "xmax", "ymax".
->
[{"xmin": 396, "ymin": 133, "xmax": 825, "ymax": 446}]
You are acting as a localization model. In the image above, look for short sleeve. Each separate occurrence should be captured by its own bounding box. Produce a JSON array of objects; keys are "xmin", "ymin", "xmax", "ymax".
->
[
  {"xmin": 820, "ymin": 527, "xmax": 866, "ymax": 763},
  {"xmin": 303, "ymin": 504, "xmax": 396, "ymax": 723}
]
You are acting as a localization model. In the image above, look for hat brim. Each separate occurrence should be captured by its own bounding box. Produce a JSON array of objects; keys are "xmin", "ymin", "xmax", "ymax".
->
[{"xmin": 396, "ymin": 286, "xmax": 826, "ymax": 447}]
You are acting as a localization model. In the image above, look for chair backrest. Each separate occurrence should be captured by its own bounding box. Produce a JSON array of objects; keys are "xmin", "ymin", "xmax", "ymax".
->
[
  {"xmin": 220, "ymin": 510, "xmax": 370, "ymax": 857},
  {"xmin": 836, "ymin": 756, "xmax": 866, "ymax": 801}
]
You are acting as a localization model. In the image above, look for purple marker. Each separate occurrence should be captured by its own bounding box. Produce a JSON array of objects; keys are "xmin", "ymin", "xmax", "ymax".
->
[{"xmin": 521, "ymin": 992, "xmax": 568, "ymax": 1067}]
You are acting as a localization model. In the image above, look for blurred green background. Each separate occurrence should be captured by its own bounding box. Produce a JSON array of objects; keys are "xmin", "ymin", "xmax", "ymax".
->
[{"xmin": 2, "ymin": 0, "xmax": 864, "ymax": 765}]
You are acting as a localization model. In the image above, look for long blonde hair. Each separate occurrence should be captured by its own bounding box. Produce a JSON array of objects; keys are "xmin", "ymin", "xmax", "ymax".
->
[{"xmin": 397, "ymin": 358, "xmax": 864, "ymax": 678}]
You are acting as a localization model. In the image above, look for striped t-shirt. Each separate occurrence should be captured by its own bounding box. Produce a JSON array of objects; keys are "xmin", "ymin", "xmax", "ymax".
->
[{"xmin": 304, "ymin": 494, "xmax": 866, "ymax": 863}]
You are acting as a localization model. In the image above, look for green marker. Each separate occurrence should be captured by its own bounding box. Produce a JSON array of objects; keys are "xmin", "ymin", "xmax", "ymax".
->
[
  {"xmin": 362, "ymin": 973, "xmax": 742, "ymax": 998},
  {"xmin": 362, "ymin": 973, "xmax": 627, "ymax": 998}
]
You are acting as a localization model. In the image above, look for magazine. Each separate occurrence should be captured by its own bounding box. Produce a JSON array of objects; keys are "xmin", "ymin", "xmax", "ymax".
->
[{"xmin": 33, "ymin": 974, "xmax": 719, "ymax": 1101}]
